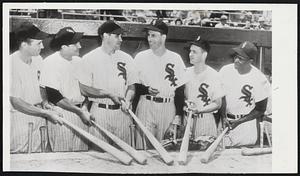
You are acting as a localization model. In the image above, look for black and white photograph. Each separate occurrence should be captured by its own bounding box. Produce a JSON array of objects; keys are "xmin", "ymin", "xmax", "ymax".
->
[{"xmin": 2, "ymin": 2, "xmax": 297, "ymax": 174}]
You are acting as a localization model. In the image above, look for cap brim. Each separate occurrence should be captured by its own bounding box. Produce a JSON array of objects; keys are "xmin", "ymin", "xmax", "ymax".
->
[
  {"xmin": 33, "ymin": 31, "xmax": 49, "ymax": 40},
  {"xmin": 111, "ymin": 27, "xmax": 125, "ymax": 35},
  {"xmin": 232, "ymin": 47, "xmax": 250, "ymax": 60},
  {"xmin": 70, "ymin": 32, "xmax": 84, "ymax": 44}
]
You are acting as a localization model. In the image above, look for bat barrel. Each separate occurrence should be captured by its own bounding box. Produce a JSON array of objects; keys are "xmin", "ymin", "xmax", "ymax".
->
[{"xmin": 28, "ymin": 122, "xmax": 33, "ymax": 154}]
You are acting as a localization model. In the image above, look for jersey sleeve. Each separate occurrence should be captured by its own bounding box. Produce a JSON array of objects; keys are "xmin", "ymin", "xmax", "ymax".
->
[
  {"xmin": 10, "ymin": 63, "xmax": 22, "ymax": 98},
  {"xmin": 126, "ymin": 57, "xmax": 139, "ymax": 86},
  {"xmin": 39, "ymin": 60, "xmax": 61, "ymax": 91},
  {"xmin": 133, "ymin": 53, "xmax": 144, "ymax": 84},
  {"xmin": 211, "ymin": 73, "xmax": 226, "ymax": 101},
  {"xmin": 254, "ymin": 72, "xmax": 271, "ymax": 102},
  {"xmin": 75, "ymin": 56, "xmax": 93, "ymax": 87}
]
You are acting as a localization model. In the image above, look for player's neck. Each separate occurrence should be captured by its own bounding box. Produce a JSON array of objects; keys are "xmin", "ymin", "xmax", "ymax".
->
[
  {"xmin": 18, "ymin": 50, "xmax": 32, "ymax": 65},
  {"xmin": 193, "ymin": 63, "xmax": 207, "ymax": 75},
  {"xmin": 59, "ymin": 51, "xmax": 72, "ymax": 61},
  {"xmin": 101, "ymin": 44, "xmax": 115, "ymax": 55},
  {"xmin": 237, "ymin": 64, "xmax": 252, "ymax": 74},
  {"xmin": 151, "ymin": 45, "xmax": 166, "ymax": 57}
]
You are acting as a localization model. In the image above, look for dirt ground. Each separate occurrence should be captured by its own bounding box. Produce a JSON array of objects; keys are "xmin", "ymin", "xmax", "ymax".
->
[{"xmin": 10, "ymin": 148, "xmax": 272, "ymax": 173}]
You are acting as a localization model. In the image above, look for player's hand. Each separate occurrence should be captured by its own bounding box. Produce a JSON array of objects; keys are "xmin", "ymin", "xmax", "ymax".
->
[
  {"xmin": 41, "ymin": 100, "xmax": 54, "ymax": 110},
  {"xmin": 78, "ymin": 109, "xmax": 94, "ymax": 126},
  {"xmin": 121, "ymin": 99, "xmax": 131, "ymax": 113},
  {"xmin": 45, "ymin": 110, "xmax": 63, "ymax": 125},
  {"xmin": 148, "ymin": 87, "xmax": 160, "ymax": 96},
  {"xmin": 163, "ymin": 123, "xmax": 177, "ymax": 140},
  {"xmin": 110, "ymin": 94, "xmax": 124, "ymax": 105}
]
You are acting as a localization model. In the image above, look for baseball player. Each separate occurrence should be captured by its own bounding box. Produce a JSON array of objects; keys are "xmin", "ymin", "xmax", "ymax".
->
[
  {"xmin": 182, "ymin": 36, "xmax": 225, "ymax": 139},
  {"xmin": 219, "ymin": 41, "xmax": 271, "ymax": 147},
  {"xmin": 134, "ymin": 19, "xmax": 186, "ymax": 149},
  {"xmin": 9, "ymin": 22, "xmax": 63, "ymax": 153},
  {"xmin": 40, "ymin": 27, "xmax": 94, "ymax": 152},
  {"xmin": 76, "ymin": 20, "xmax": 138, "ymax": 147}
]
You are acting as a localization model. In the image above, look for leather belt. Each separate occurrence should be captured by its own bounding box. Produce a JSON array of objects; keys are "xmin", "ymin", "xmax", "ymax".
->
[
  {"xmin": 98, "ymin": 103, "xmax": 120, "ymax": 110},
  {"xmin": 227, "ymin": 114, "xmax": 245, "ymax": 120},
  {"xmin": 146, "ymin": 95, "xmax": 172, "ymax": 103}
]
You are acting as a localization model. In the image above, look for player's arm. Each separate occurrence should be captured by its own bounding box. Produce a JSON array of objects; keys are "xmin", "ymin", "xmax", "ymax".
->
[
  {"xmin": 10, "ymin": 96, "xmax": 63, "ymax": 125},
  {"xmin": 120, "ymin": 84, "xmax": 136, "ymax": 112},
  {"xmin": 45, "ymin": 86, "xmax": 94, "ymax": 126},
  {"xmin": 230, "ymin": 98, "xmax": 268, "ymax": 129},
  {"xmin": 39, "ymin": 86, "xmax": 54, "ymax": 109},
  {"xmin": 194, "ymin": 97, "xmax": 222, "ymax": 114},
  {"xmin": 79, "ymin": 82, "xmax": 123, "ymax": 105}
]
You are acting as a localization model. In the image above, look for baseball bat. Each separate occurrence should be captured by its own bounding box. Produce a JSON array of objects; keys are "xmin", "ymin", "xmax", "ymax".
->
[
  {"xmin": 28, "ymin": 122, "xmax": 33, "ymax": 154},
  {"xmin": 59, "ymin": 117, "xmax": 133, "ymax": 165},
  {"xmin": 91, "ymin": 121, "xmax": 147, "ymax": 165},
  {"xmin": 39, "ymin": 126, "xmax": 47, "ymax": 152},
  {"xmin": 200, "ymin": 127, "xmax": 229, "ymax": 163},
  {"xmin": 241, "ymin": 147, "xmax": 272, "ymax": 156},
  {"xmin": 177, "ymin": 112, "xmax": 193, "ymax": 165},
  {"xmin": 128, "ymin": 109, "xmax": 174, "ymax": 165}
]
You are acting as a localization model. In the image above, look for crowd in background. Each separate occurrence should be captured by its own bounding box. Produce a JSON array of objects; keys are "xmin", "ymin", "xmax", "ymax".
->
[{"xmin": 10, "ymin": 9, "xmax": 272, "ymax": 31}]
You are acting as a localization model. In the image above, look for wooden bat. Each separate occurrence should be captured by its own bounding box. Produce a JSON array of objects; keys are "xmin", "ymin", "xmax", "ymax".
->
[
  {"xmin": 59, "ymin": 117, "xmax": 133, "ymax": 165},
  {"xmin": 200, "ymin": 127, "xmax": 229, "ymax": 163},
  {"xmin": 28, "ymin": 122, "xmax": 33, "ymax": 154},
  {"xmin": 91, "ymin": 121, "xmax": 147, "ymax": 165},
  {"xmin": 128, "ymin": 109, "xmax": 174, "ymax": 165},
  {"xmin": 177, "ymin": 111, "xmax": 193, "ymax": 165},
  {"xmin": 241, "ymin": 147, "xmax": 272, "ymax": 156}
]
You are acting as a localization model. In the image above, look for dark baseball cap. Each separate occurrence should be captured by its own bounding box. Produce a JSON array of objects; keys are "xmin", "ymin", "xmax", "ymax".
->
[
  {"xmin": 14, "ymin": 22, "xmax": 49, "ymax": 40},
  {"xmin": 232, "ymin": 41, "xmax": 257, "ymax": 60},
  {"xmin": 186, "ymin": 36, "xmax": 211, "ymax": 53},
  {"xmin": 143, "ymin": 19, "xmax": 168, "ymax": 35},
  {"xmin": 98, "ymin": 20, "xmax": 125, "ymax": 36},
  {"xmin": 50, "ymin": 27, "xmax": 83, "ymax": 50}
]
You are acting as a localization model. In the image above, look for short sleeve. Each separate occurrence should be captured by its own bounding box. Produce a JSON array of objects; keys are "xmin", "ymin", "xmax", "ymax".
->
[
  {"xmin": 211, "ymin": 73, "xmax": 225, "ymax": 101},
  {"xmin": 10, "ymin": 66, "xmax": 22, "ymax": 98},
  {"xmin": 126, "ymin": 59, "xmax": 139, "ymax": 86},
  {"xmin": 39, "ymin": 60, "xmax": 61, "ymax": 90},
  {"xmin": 254, "ymin": 74, "xmax": 271, "ymax": 102},
  {"xmin": 74, "ymin": 57, "xmax": 93, "ymax": 87}
]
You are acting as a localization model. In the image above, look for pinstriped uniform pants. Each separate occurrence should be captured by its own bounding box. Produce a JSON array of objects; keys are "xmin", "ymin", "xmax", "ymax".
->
[
  {"xmin": 47, "ymin": 106, "xmax": 89, "ymax": 152},
  {"xmin": 191, "ymin": 113, "xmax": 218, "ymax": 138},
  {"xmin": 89, "ymin": 102, "xmax": 133, "ymax": 150},
  {"xmin": 135, "ymin": 96, "xmax": 176, "ymax": 150},
  {"xmin": 10, "ymin": 111, "xmax": 46, "ymax": 153}
]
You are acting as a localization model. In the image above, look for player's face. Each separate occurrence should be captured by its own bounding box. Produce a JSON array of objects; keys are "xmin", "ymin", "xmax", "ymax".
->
[
  {"xmin": 234, "ymin": 54, "xmax": 251, "ymax": 69},
  {"xmin": 189, "ymin": 45, "xmax": 207, "ymax": 65},
  {"xmin": 147, "ymin": 30, "xmax": 165, "ymax": 50},
  {"xmin": 24, "ymin": 39, "xmax": 44, "ymax": 56},
  {"xmin": 106, "ymin": 33, "xmax": 123, "ymax": 51},
  {"xmin": 66, "ymin": 42, "xmax": 81, "ymax": 57}
]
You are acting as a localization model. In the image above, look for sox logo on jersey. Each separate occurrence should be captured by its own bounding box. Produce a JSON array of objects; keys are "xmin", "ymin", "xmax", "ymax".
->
[
  {"xmin": 239, "ymin": 84, "xmax": 253, "ymax": 107},
  {"xmin": 117, "ymin": 62, "xmax": 127, "ymax": 81},
  {"xmin": 197, "ymin": 83, "xmax": 211, "ymax": 106},
  {"xmin": 164, "ymin": 63, "xmax": 178, "ymax": 87}
]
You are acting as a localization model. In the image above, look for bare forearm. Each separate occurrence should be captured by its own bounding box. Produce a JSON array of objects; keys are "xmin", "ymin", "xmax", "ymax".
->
[
  {"xmin": 79, "ymin": 82, "xmax": 113, "ymax": 99},
  {"xmin": 198, "ymin": 98, "xmax": 222, "ymax": 113},
  {"xmin": 125, "ymin": 84, "xmax": 135, "ymax": 102},
  {"xmin": 237, "ymin": 109, "xmax": 263, "ymax": 125},
  {"xmin": 56, "ymin": 98, "xmax": 82, "ymax": 116},
  {"xmin": 10, "ymin": 96, "xmax": 47, "ymax": 118},
  {"xmin": 40, "ymin": 86, "xmax": 48, "ymax": 102}
]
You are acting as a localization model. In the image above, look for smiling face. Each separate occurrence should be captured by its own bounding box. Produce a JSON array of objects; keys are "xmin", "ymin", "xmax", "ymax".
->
[
  {"xmin": 189, "ymin": 44, "xmax": 207, "ymax": 65},
  {"xmin": 233, "ymin": 54, "xmax": 252, "ymax": 70},
  {"xmin": 147, "ymin": 30, "xmax": 165, "ymax": 50},
  {"xmin": 63, "ymin": 42, "xmax": 81, "ymax": 58},
  {"xmin": 103, "ymin": 33, "xmax": 123, "ymax": 51},
  {"xmin": 22, "ymin": 39, "xmax": 44, "ymax": 56}
]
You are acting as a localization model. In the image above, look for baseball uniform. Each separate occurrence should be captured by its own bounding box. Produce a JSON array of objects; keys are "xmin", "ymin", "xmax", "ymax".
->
[
  {"xmin": 219, "ymin": 63, "xmax": 271, "ymax": 146},
  {"xmin": 77, "ymin": 46, "xmax": 138, "ymax": 148},
  {"xmin": 134, "ymin": 49, "xmax": 186, "ymax": 149},
  {"xmin": 40, "ymin": 52, "xmax": 88, "ymax": 152},
  {"xmin": 184, "ymin": 66, "xmax": 225, "ymax": 138},
  {"xmin": 10, "ymin": 51, "xmax": 47, "ymax": 153}
]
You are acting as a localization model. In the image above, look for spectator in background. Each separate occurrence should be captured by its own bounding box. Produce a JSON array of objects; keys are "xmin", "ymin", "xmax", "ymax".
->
[
  {"xmin": 255, "ymin": 17, "xmax": 266, "ymax": 30},
  {"xmin": 215, "ymin": 15, "xmax": 230, "ymax": 28},
  {"xmin": 243, "ymin": 21, "xmax": 253, "ymax": 30},
  {"xmin": 174, "ymin": 18, "xmax": 183, "ymax": 26},
  {"xmin": 185, "ymin": 11, "xmax": 201, "ymax": 26}
]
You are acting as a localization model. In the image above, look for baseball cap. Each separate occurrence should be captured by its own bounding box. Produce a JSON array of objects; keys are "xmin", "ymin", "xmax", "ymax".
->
[
  {"xmin": 143, "ymin": 19, "xmax": 168, "ymax": 35},
  {"xmin": 186, "ymin": 35, "xmax": 211, "ymax": 53},
  {"xmin": 14, "ymin": 22, "xmax": 49, "ymax": 40},
  {"xmin": 232, "ymin": 41, "xmax": 257, "ymax": 60},
  {"xmin": 50, "ymin": 27, "xmax": 83, "ymax": 50},
  {"xmin": 220, "ymin": 15, "xmax": 228, "ymax": 20},
  {"xmin": 98, "ymin": 20, "xmax": 125, "ymax": 36}
]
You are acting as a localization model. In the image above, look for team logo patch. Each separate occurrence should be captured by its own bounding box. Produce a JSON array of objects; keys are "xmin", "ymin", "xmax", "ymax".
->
[
  {"xmin": 197, "ymin": 83, "xmax": 211, "ymax": 106},
  {"xmin": 239, "ymin": 84, "xmax": 253, "ymax": 107},
  {"xmin": 117, "ymin": 62, "xmax": 127, "ymax": 81},
  {"xmin": 164, "ymin": 63, "xmax": 178, "ymax": 87}
]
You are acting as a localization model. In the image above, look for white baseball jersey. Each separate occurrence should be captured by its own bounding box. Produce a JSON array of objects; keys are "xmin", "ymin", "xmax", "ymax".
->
[
  {"xmin": 219, "ymin": 63, "xmax": 271, "ymax": 146},
  {"xmin": 78, "ymin": 47, "xmax": 138, "ymax": 147},
  {"xmin": 40, "ymin": 52, "xmax": 88, "ymax": 152},
  {"xmin": 10, "ymin": 51, "xmax": 46, "ymax": 153},
  {"xmin": 133, "ymin": 49, "xmax": 186, "ymax": 149},
  {"xmin": 184, "ymin": 66, "xmax": 225, "ymax": 137}
]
